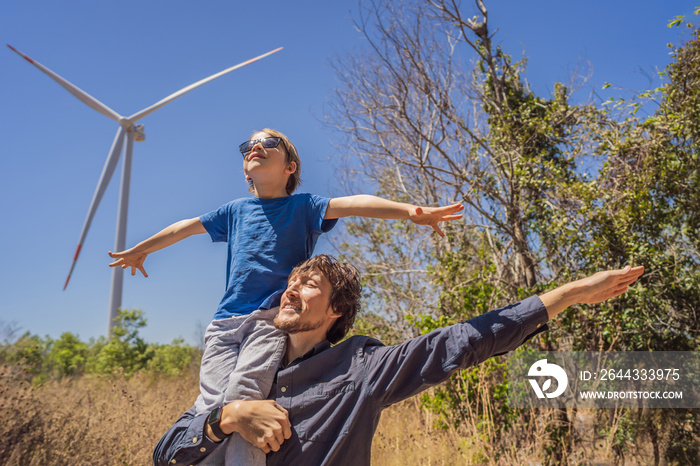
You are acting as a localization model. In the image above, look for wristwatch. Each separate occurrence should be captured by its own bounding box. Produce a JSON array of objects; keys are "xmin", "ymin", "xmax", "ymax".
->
[{"xmin": 207, "ymin": 406, "xmax": 231, "ymax": 441}]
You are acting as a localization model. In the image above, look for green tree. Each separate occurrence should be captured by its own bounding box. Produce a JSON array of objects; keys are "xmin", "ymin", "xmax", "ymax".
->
[
  {"xmin": 146, "ymin": 337, "xmax": 200, "ymax": 376},
  {"xmin": 47, "ymin": 332, "xmax": 88, "ymax": 378},
  {"xmin": 575, "ymin": 18, "xmax": 700, "ymax": 353},
  {"xmin": 89, "ymin": 309, "xmax": 153, "ymax": 376},
  {"xmin": 0, "ymin": 332, "xmax": 52, "ymax": 382},
  {"xmin": 575, "ymin": 18, "xmax": 700, "ymax": 464},
  {"xmin": 1, "ymin": 309, "xmax": 201, "ymax": 385}
]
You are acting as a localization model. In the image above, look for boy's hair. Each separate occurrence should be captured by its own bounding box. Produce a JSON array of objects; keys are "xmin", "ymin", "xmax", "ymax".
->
[
  {"xmin": 247, "ymin": 128, "xmax": 301, "ymax": 195},
  {"xmin": 289, "ymin": 254, "xmax": 362, "ymax": 344}
]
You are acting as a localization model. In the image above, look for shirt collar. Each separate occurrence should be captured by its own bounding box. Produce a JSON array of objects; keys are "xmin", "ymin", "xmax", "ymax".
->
[
  {"xmin": 305, "ymin": 340, "xmax": 331, "ymax": 358},
  {"xmin": 281, "ymin": 340, "xmax": 331, "ymax": 369}
]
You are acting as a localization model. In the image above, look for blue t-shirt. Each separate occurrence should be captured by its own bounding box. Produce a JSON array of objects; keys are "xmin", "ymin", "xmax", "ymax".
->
[{"xmin": 200, "ymin": 193, "xmax": 337, "ymax": 320}]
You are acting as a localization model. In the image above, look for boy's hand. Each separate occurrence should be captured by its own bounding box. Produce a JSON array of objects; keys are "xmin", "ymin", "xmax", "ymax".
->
[
  {"xmin": 108, "ymin": 250, "xmax": 149, "ymax": 277},
  {"xmin": 409, "ymin": 202, "xmax": 464, "ymax": 237}
]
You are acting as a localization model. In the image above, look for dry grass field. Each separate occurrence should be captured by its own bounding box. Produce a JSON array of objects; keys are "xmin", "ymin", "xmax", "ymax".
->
[
  {"xmin": 0, "ymin": 364, "xmax": 671, "ymax": 465},
  {"xmin": 0, "ymin": 365, "xmax": 197, "ymax": 465}
]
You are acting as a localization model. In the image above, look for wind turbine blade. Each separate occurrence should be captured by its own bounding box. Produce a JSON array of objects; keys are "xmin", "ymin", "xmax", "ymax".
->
[
  {"xmin": 64, "ymin": 127, "xmax": 126, "ymax": 290},
  {"xmin": 128, "ymin": 47, "xmax": 283, "ymax": 122},
  {"xmin": 7, "ymin": 44, "xmax": 123, "ymax": 123}
]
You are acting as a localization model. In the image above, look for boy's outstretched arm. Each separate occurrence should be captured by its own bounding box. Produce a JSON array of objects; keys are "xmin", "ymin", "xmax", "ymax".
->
[
  {"xmin": 325, "ymin": 195, "xmax": 464, "ymax": 237},
  {"xmin": 108, "ymin": 217, "xmax": 207, "ymax": 277},
  {"xmin": 540, "ymin": 265, "xmax": 645, "ymax": 320}
]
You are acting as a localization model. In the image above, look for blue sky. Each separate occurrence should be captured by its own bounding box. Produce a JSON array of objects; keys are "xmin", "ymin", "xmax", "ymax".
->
[{"xmin": 1, "ymin": 1, "xmax": 695, "ymax": 345}]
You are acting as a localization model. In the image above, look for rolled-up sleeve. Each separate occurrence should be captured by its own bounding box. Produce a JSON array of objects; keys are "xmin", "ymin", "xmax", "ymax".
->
[
  {"xmin": 153, "ymin": 406, "xmax": 220, "ymax": 466},
  {"xmin": 364, "ymin": 295, "xmax": 549, "ymax": 407}
]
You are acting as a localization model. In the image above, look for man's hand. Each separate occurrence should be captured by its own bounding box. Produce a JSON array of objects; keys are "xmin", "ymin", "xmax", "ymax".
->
[
  {"xmin": 409, "ymin": 202, "xmax": 464, "ymax": 237},
  {"xmin": 215, "ymin": 400, "xmax": 292, "ymax": 454},
  {"xmin": 108, "ymin": 249, "xmax": 149, "ymax": 277},
  {"xmin": 573, "ymin": 265, "xmax": 645, "ymax": 305},
  {"xmin": 540, "ymin": 265, "xmax": 645, "ymax": 319}
]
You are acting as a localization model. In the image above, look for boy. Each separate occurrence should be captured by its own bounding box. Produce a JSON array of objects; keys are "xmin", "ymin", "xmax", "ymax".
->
[{"xmin": 109, "ymin": 128, "xmax": 463, "ymax": 464}]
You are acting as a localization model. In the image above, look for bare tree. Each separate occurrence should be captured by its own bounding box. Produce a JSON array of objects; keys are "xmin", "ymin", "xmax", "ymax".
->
[{"xmin": 326, "ymin": 0, "xmax": 599, "ymax": 329}]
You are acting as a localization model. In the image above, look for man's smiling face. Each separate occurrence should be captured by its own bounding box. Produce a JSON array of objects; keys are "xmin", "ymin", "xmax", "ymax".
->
[{"xmin": 274, "ymin": 269, "xmax": 336, "ymax": 335}]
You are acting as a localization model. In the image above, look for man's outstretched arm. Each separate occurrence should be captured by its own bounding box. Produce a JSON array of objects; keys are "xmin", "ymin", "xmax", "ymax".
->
[
  {"xmin": 363, "ymin": 265, "xmax": 645, "ymax": 407},
  {"xmin": 539, "ymin": 265, "xmax": 645, "ymax": 319}
]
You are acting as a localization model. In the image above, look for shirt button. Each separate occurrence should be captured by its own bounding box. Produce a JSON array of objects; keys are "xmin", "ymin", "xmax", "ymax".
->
[
  {"xmin": 192, "ymin": 436, "xmax": 198, "ymax": 443},
  {"xmin": 281, "ymin": 386, "xmax": 287, "ymax": 393},
  {"xmin": 170, "ymin": 460, "xmax": 176, "ymax": 464},
  {"xmin": 200, "ymin": 447, "xmax": 207, "ymax": 452}
]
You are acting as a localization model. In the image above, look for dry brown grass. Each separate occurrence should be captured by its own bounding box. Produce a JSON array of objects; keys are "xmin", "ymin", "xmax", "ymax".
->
[
  {"xmin": 0, "ymin": 365, "xmax": 671, "ymax": 465},
  {"xmin": 372, "ymin": 397, "xmax": 472, "ymax": 465},
  {"xmin": 0, "ymin": 365, "xmax": 199, "ymax": 465},
  {"xmin": 372, "ymin": 400, "xmax": 663, "ymax": 466}
]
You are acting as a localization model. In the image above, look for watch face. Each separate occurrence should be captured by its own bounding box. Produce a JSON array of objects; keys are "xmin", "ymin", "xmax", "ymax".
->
[{"xmin": 208, "ymin": 407, "xmax": 221, "ymax": 424}]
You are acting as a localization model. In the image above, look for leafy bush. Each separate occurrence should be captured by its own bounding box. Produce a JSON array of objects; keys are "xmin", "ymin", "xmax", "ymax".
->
[{"xmin": 0, "ymin": 309, "xmax": 201, "ymax": 382}]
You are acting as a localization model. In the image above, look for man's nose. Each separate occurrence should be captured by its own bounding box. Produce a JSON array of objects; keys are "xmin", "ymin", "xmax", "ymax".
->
[{"xmin": 285, "ymin": 278, "xmax": 301, "ymax": 295}]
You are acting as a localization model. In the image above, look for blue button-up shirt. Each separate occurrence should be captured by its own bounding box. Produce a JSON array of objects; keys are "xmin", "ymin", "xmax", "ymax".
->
[{"xmin": 154, "ymin": 295, "xmax": 548, "ymax": 465}]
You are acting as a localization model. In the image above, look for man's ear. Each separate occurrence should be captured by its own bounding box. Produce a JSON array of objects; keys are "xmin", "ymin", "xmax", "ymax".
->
[
  {"xmin": 327, "ymin": 305, "xmax": 342, "ymax": 320},
  {"xmin": 285, "ymin": 161, "xmax": 297, "ymax": 175}
]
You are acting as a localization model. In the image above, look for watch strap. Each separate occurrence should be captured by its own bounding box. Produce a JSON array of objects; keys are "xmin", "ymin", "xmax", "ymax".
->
[{"xmin": 208, "ymin": 407, "xmax": 231, "ymax": 440}]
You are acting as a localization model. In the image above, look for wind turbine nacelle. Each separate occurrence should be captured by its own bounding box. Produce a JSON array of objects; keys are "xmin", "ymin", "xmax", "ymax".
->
[{"xmin": 133, "ymin": 124, "xmax": 146, "ymax": 142}]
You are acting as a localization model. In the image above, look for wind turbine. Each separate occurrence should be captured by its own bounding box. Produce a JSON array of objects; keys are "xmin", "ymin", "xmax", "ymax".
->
[{"xmin": 8, "ymin": 44, "xmax": 283, "ymax": 336}]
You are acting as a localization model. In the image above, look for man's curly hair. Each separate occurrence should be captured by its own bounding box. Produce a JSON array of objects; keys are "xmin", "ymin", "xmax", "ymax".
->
[{"xmin": 289, "ymin": 254, "xmax": 362, "ymax": 344}]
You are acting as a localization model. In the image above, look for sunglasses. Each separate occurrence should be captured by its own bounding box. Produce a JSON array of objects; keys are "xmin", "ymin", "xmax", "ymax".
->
[{"xmin": 239, "ymin": 137, "xmax": 283, "ymax": 156}]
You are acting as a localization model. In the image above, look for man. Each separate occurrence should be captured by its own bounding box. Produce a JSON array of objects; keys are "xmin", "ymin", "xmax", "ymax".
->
[{"xmin": 154, "ymin": 255, "xmax": 644, "ymax": 465}]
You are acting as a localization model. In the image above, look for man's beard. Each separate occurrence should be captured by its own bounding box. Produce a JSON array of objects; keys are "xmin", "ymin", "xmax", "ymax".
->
[{"xmin": 273, "ymin": 312, "xmax": 325, "ymax": 334}]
